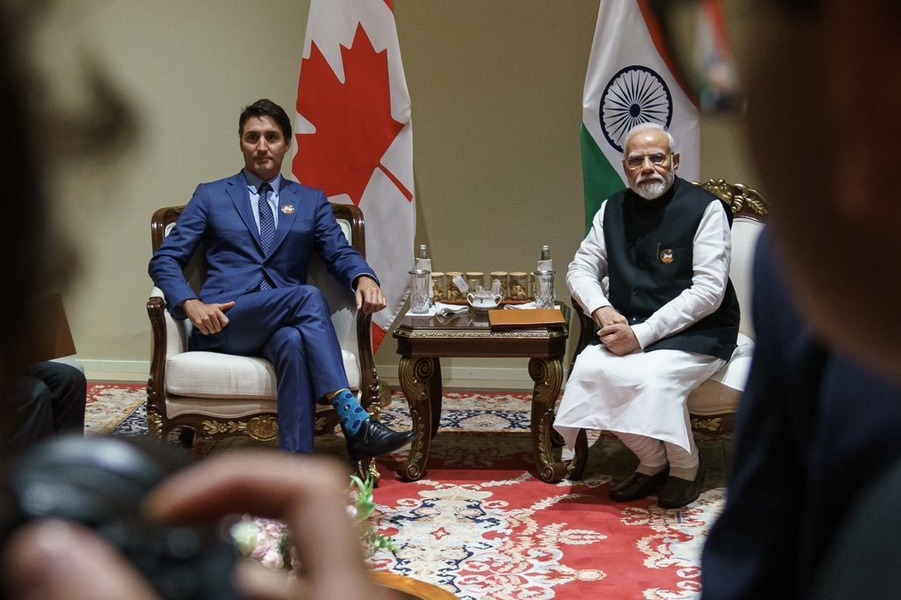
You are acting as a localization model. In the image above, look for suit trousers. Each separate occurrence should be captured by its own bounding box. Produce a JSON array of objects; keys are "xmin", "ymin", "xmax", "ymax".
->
[
  {"xmin": 189, "ymin": 285, "xmax": 348, "ymax": 454},
  {"xmin": 2, "ymin": 361, "xmax": 87, "ymax": 452}
]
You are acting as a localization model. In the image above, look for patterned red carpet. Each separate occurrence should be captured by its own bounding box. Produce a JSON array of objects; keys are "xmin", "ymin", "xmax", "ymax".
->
[
  {"xmin": 84, "ymin": 383, "xmax": 145, "ymax": 436},
  {"xmin": 87, "ymin": 385, "xmax": 727, "ymax": 599}
]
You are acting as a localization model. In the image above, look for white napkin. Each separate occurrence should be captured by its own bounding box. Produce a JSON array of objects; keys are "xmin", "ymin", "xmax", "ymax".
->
[
  {"xmin": 407, "ymin": 302, "xmax": 469, "ymax": 317},
  {"xmin": 435, "ymin": 302, "xmax": 469, "ymax": 316},
  {"xmin": 505, "ymin": 301, "xmax": 537, "ymax": 310},
  {"xmin": 504, "ymin": 302, "xmax": 561, "ymax": 310}
]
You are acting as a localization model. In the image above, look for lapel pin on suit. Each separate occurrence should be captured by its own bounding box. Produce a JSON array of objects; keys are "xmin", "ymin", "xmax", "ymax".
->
[{"xmin": 281, "ymin": 204, "xmax": 295, "ymax": 215}]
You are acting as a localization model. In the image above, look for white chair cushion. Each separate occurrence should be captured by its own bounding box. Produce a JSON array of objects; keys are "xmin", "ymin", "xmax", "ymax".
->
[
  {"xmin": 687, "ymin": 332, "xmax": 754, "ymax": 415},
  {"xmin": 167, "ymin": 352, "xmax": 276, "ymax": 398},
  {"xmin": 151, "ymin": 287, "xmax": 189, "ymax": 358},
  {"xmin": 166, "ymin": 348, "xmax": 361, "ymax": 399},
  {"xmin": 684, "ymin": 217, "xmax": 762, "ymax": 417},
  {"xmin": 730, "ymin": 218, "xmax": 764, "ymax": 339}
]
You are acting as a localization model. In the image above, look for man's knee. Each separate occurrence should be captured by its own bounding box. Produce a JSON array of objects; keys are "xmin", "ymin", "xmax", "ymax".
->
[
  {"xmin": 571, "ymin": 346, "xmax": 615, "ymax": 377},
  {"xmin": 10, "ymin": 376, "xmax": 52, "ymax": 409},
  {"xmin": 267, "ymin": 327, "xmax": 305, "ymax": 355},
  {"xmin": 269, "ymin": 284, "xmax": 329, "ymax": 319},
  {"xmin": 285, "ymin": 284, "xmax": 327, "ymax": 302},
  {"xmin": 5, "ymin": 376, "xmax": 54, "ymax": 442},
  {"xmin": 307, "ymin": 285, "xmax": 331, "ymax": 309}
]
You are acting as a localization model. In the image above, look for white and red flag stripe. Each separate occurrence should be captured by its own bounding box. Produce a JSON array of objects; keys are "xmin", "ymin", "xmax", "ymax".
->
[{"xmin": 294, "ymin": 0, "xmax": 415, "ymax": 351}]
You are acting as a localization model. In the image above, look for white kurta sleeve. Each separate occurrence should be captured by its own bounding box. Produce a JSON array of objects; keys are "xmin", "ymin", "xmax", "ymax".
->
[
  {"xmin": 631, "ymin": 201, "xmax": 732, "ymax": 349},
  {"xmin": 566, "ymin": 201, "xmax": 612, "ymax": 318}
]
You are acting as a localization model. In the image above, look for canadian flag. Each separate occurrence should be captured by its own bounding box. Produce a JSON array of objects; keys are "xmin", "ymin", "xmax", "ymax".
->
[{"xmin": 294, "ymin": 0, "xmax": 415, "ymax": 352}]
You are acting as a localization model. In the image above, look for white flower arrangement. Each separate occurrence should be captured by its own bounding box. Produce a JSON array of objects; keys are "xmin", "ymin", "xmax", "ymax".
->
[{"xmin": 229, "ymin": 474, "xmax": 396, "ymax": 572}]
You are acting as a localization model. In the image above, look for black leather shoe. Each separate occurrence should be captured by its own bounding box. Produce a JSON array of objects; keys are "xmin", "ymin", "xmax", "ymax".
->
[
  {"xmin": 658, "ymin": 462, "xmax": 705, "ymax": 509},
  {"xmin": 609, "ymin": 466, "xmax": 670, "ymax": 502},
  {"xmin": 346, "ymin": 419, "xmax": 415, "ymax": 461}
]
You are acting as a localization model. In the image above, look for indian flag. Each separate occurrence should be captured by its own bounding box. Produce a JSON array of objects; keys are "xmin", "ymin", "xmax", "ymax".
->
[
  {"xmin": 294, "ymin": 0, "xmax": 415, "ymax": 351},
  {"xmin": 581, "ymin": 0, "xmax": 699, "ymax": 232}
]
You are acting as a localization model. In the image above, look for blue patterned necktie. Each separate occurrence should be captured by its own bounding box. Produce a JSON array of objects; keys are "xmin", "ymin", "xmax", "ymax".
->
[
  {"xmin": 258, "ymin": 182, "xmax": 274, "ymax": 290},
  {"xmin": 258, "ymin": 182, "xmax": 275, "ymax": 254}
]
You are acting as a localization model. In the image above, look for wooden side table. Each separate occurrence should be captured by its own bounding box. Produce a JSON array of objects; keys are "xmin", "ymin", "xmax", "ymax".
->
[{"xmin": 392, "ymin": 305, "xmax": 570, "ymax": 483}]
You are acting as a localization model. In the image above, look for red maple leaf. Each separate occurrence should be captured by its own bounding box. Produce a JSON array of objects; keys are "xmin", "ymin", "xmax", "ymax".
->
[{"xmin": 294, "ymin": 24, "xmax": 410, "ymax": 206}]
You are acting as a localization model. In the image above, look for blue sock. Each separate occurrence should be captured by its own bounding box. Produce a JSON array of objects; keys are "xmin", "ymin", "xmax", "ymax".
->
[{"xmin": 330, "ymin": 388, "xmax": 369, "ymax": 436}]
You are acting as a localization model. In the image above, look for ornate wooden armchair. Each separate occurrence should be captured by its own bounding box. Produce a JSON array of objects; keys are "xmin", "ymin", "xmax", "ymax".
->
[
  {"xmin": 567, "ymin": 179, "xmax": 769, "ymax": 478},
  {"xmin": 146, "ymin": 203, "xmax": 381, "ymax": 453}
]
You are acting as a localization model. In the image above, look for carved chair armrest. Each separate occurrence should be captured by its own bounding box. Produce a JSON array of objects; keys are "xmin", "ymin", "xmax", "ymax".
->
[
  {"xmin": 354, "ymin": 310, "xmax": 380, "ymax": 411},
  {"xmin": 146, "ymin": 292, "xmax": 169, "ymax": 419},
  {"xmin": 569, "ymin": 295, "xmax": 597, "ymax": 376},
  {"xmin": 331, "ymin": 202, "xmax": 381, "ymax": 411}
]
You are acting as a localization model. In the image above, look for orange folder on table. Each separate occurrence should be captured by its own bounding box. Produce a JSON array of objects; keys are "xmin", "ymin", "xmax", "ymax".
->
[{"xmin": 488, "ymin": 308, "xmax": 566, "ymax": 330}]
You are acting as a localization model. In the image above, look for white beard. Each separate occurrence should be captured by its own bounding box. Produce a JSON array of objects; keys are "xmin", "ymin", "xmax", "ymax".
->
[{"xmin": 632, "ymin": 171, "xmax": 675, "ymax": 200}]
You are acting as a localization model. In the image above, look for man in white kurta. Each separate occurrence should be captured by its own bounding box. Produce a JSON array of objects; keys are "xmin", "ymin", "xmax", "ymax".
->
[{"xmin": 554, "ymin": 124, "xmax": 739, "ymax": 509}]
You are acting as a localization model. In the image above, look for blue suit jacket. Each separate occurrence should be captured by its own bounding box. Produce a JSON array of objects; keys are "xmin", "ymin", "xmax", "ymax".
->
[{"xmin": 149, "ymin": 172, "xmax": 376, "ymax": 320}]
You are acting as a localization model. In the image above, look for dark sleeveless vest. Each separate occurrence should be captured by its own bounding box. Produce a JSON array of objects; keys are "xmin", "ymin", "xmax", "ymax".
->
[{"xmin": 603, "ymin": 177, "xmax": 739, "ymax": 360}]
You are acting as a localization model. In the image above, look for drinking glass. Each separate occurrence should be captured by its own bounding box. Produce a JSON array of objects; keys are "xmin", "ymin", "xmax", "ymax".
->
[
  {"xmin": 534, "ymin": 270, "xmax": 555, "ymax": 309},
  {"xmin": 409, "ymin": 269, "xmax": 431, "ymax": 313}
]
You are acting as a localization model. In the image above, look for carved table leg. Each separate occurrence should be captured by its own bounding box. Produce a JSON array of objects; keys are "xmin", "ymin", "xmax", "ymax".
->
[
  {"xmin": 529, "ymin": 357, "xmax": 567, "ymax": 483},
  {"xmin": 397, "ymin": 356, "xmax": 438, "ymax": 481},
  {"xmin": 430, "ymin": 361, "xmax": 443, "ymax": 438}
]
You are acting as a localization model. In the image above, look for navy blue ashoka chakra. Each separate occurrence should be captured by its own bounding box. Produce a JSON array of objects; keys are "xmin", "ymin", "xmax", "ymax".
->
[{"xmin": 599, "ymin": 65, "xmax": 673, "ymax": 153}]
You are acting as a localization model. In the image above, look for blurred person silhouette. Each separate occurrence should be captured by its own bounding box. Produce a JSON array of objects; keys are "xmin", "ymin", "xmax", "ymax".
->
[
  {"xmin": 0, "ymin": 2, "xmax": 382, "ymax": 598},
  {"xmin": 0, "ymin": 0, "xmax": 85, "ymax": 451},
  {"xmin": 701, "ymin": 229, "xmax": 901, "ymax": 599},
  {"xmin": 635, "ymin": 0, "xmax": 901, "ymax": 598}
]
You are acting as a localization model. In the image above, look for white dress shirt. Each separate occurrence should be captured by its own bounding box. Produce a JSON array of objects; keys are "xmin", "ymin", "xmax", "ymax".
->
[{"xmin": 566, "ymin": 199, "xmax": 732, "ymax": 349}]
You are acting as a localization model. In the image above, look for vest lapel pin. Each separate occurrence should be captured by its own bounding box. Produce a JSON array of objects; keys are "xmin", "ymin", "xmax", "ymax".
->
[{"xmin": 660, "ymin": 249, "xmax": 674, "ymax": 264}]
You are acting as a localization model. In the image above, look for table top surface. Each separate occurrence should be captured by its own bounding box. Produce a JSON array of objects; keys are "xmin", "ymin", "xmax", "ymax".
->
[
  {"xmin": 393, "ymin": 304, "xmax": 570, "ymax": 358},
  {"xmin": 395, "ymin": 304, "xmax": 570, "ymax": 335}
]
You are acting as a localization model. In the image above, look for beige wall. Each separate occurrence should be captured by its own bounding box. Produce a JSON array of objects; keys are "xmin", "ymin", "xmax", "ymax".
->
[{"xmin": 33, "ymin": 1, "xmax": 758, "ymax": 386}]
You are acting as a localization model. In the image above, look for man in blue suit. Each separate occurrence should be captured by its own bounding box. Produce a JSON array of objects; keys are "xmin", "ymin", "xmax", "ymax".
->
[{"xmin": 149, "ymin": 98, "xmax": 413, "ymax": 459}]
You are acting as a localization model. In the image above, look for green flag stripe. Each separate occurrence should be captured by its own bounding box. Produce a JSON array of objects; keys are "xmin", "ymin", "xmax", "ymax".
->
[{"xmin": 580, "ymin": 124, "xmax": 624, "ymax": 234}]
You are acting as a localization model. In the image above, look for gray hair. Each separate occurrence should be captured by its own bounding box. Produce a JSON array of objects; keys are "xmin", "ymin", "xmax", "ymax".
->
[{"xmin": 622, "ymin": 123, "xmax": 676, "ymax": 157}]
